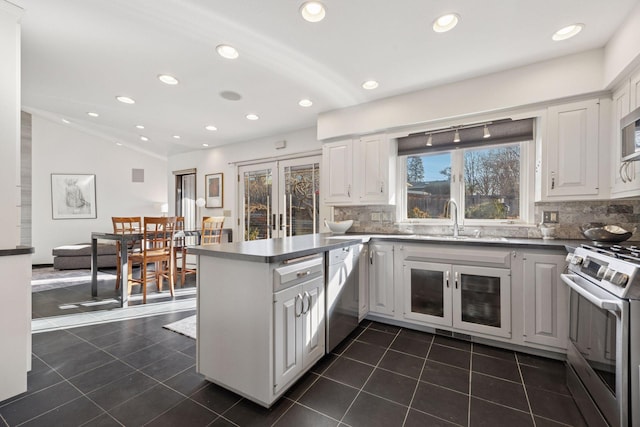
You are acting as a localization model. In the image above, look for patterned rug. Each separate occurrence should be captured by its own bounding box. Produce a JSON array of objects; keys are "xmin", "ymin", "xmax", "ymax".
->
[
  {"xmin": 31, "ymin": 267, "xmax": 113, "ymax": 292},
  {"xmin": 163, "ymin": 314, "xmax": 196, "ymax": 339}
]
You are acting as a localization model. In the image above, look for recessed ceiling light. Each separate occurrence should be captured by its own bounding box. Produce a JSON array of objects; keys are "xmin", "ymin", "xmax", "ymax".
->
[
  {"xmin": 300, "ymin": 1, "xmax": 326, "ymax": 23},
  {"xmin": 299, "ymin": 99, "xmax": 313, "ymax": 107},
  {"xmin": 173, "ymin": 135, "xmax": 181, "ymax": 139},
  {"xmin": 246, "ymin": 114, "xmax": 259, "ymax": 120},
  {"xmin": 116, "ymin": 96, "xmax": 136, "ymax": 104},
  {"xmin": 433, "ymin": 13, "xmax": 459, "ymax": 33},
  {"xmin": 362, "ymin": 80, "xmax": 379, "ymax": 90},
  {"xmin": 140, "ymin": 136, "xmax": 149, "ymax": 141},
  {"xmin": 87, "ymin": 112, "xmax": 99, "ymax": 117},
  {"xmin": 552, "ymin": 24, "xmax": 584, "ymax": 41},
  {"xmin": 205, "ymin": 125, "xmax": 218, "ymax": 131},
  {"xmin": 158, "ymin": 74, "xmax": 179, "ymax": 85},
  {"xmin": 61, "ymin": 118, "xmax": 70, "ymax": 124},
  {"xmin": 216, "ymin": 44, "xmax": 239, "ymax": 59},
  {"xmin": 202, "ymin": 143, "xmax": 209, "ymax": 147},
  {"xmin": 135, "ymin": 124, "xmax": 145, "ymax": 129}
]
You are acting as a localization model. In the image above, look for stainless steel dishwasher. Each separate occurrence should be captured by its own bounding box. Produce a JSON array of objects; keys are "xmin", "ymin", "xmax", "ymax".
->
[{"xmin": 326, "ymin": 244, "xmax": 360, "ymax": 353}]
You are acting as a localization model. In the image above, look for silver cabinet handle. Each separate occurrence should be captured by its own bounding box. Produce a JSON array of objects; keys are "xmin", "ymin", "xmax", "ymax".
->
[
  {"xmin": 369, "ymin": 250, "xmax": 373, "ymax": 264},
  {"xmin": 347, "ymin": 184, "xmax": 351, "ymax": 198},
  {"xmin": 296, "ymin": 270, "xmax": 311, "ymax": 278},
  {"xmin": 454, "ymin": 271, "xmax": 459, "ymax": 289},
  {"xmin": 624, "ymin": 162, "xmax": 634, "ymax": 183},
  {"xmin": 302, "ymin": 291, "xmax": 310, "ymax": 314},
  {"xmin": 620, "ymin": 162, "xmax": 628, "ymax": 183},
  {"xmin": 295, "ymin": 293, "xmax": 303, "ymax": 317},
  {"xmin": 445, "ymin": 270, "xmax": 450, "ymax": 288}
]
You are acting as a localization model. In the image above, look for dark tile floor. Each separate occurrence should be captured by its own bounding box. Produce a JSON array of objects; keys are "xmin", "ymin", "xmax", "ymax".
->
[
  {"xmin": 1, "ymin": 316, "xmax": 586, "ymax": 426},
  {"xmin": 31, "ymin": 266, "xmax": 197, "ymax": 318}
]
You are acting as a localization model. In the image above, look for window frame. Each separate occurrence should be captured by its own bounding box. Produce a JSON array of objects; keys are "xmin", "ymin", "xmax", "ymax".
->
[{"xmin": 396, "ymin": 139, "xmax": 535, "ymax": 227}]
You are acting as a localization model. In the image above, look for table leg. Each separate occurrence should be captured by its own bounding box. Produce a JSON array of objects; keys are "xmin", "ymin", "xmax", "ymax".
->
[
  {"xmin": 91, "ymin": 238, "xmax": 98, "ymax": 297},
  {"xmin": 119, "ymin": 241, "xmax": 129, "ymax": 308}
]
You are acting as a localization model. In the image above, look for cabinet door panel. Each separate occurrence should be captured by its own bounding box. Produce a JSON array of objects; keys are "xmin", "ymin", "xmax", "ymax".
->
[
  {"xmin": 302, "ymin": 279, "xmax": 325, "ymax": 366},
  {"xmin": 403, "ymin": 260, "xmax": 452, "ymax": 326},
  {"xmin": 369, "ymin": 244, "xmax": 394, "ymax": 316},
  {"xmin": 274, "ymin": 286, "xmax": 301, "ymax": 393},
  {"xmin": 452, "ymin": 265, "xmax": 511, "ymax": 338},
  {"xmin": 322, "ymin": 140, "xmax": 353, "ymax": 204},
  {"xmin": 545, "ymin": 99, "xmax": 599, "ymax": 198},
  {"xmin": 523, "ymin": 253, "xmax": 568, "ymax": 349}
]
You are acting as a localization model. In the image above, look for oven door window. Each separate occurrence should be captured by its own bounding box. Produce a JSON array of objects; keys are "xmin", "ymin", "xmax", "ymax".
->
[{"xmin": 569, "ymin": 290, "xmax": 618, "ymax": 395}]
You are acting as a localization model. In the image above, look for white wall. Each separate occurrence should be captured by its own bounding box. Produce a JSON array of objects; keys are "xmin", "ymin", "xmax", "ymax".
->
[
  {"xmin": 0, "ymin": 1, "xmax": 22, "ymax": 248},
  {"xmin": 318, "ymin": 49, "xmax": 607, "ymax": 140},
  {"xmin": 604, "ymin": 1, "xmax": 640, "ymax": 88},
  {"xmin": 168, "ymin": 126, "xmax": 324, "ymax": 236},
  {"xmin": 31, "ymin": 115, "xmax": 168, "ymax": 264}
]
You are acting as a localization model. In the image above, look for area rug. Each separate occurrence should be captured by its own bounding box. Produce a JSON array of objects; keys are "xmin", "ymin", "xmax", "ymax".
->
[
  {"xmin": 163, "ymin": 314, "xmax": 196, "ymax": 339},
  {"xmin": 31, "ymin": 267, "xmax": 112, "ymax": 292}
]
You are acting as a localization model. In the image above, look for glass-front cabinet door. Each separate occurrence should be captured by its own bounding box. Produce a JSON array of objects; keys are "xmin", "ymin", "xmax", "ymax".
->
[
  {"xmin": 403, "ymin": 261, "xmax": 511, "ymax": 338},
  {"xmin": 278, "ymin": 158, "xmax": 320, "ymax": 237},
  {"xmin": 403, "ymin": 260, "xmax": 452, "ymax": 327},
  {"xmin": 452, "ymin": 265, "xmax": 511, "ymax": 338}
]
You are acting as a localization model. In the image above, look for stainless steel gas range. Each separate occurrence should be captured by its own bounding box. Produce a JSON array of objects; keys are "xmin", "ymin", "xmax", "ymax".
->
[{"xmin": 562, "ymin": 244, "xmax": 640, "ymax": 427}]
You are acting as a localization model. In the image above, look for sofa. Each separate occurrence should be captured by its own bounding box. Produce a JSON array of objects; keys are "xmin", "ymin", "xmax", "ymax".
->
[{"xmin": 52, "ymin": 243, "xmax": 118, "ymax": 270}]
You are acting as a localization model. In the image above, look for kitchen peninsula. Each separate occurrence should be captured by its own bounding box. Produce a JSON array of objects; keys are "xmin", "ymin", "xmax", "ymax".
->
[{"xmin": 189, "ymin": 234, "xmax": 361, "ymax": 407}]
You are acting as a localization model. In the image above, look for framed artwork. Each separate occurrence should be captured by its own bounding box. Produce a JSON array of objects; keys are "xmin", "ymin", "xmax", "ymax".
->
[
  {"xmin": 205, "ymin": 173, "xmax": 223, "ymax": 208},
  {"xmin": 51, "ymin": 174, "xmax": 97, "ymax": 219}
]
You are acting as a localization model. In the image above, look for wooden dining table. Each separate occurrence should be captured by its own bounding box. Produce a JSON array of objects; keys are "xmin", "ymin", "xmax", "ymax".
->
[{"xmin": 90, "ymin": 228, "xmax": 232, "ymax": 307}]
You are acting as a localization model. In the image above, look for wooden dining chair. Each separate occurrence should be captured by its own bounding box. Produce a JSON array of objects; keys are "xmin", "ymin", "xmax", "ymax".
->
[
  {"xmin": 111, "ymin": 216, "xmax": 142, "ymax": 292},
  {"xmin": 128, "ymin": 216, "xmax": 177, "ymax": 303},
  {"xmin": 174, "ymin": 216, "xmax": 197, "ymax": 287},
  {"xmin": 201, "ymin": 216, "xmax": 225, "ymax": 245}
]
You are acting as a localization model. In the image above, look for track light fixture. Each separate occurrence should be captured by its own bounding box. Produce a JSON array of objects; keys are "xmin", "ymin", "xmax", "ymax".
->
[
  {"xmin": 426, "ymin": 134, "xmax": 433, "ymax": 146},
  {"xmin": 483, "ymin": 124, "xmax": 491, "ymax": 139},
  {"xmin": 453, "ymin": 129, "xmax": 461, "ymax": 143}
]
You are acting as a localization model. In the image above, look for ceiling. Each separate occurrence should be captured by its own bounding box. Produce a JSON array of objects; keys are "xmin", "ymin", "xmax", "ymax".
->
[{"xmin": 14, "ymin": 0, "xmax": 640, "ymax": 157}]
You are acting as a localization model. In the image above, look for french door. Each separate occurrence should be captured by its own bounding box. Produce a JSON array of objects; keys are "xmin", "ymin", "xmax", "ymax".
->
[{"xmin": 239, "ymin": 156, "xmax": 321, "ymax": 241}]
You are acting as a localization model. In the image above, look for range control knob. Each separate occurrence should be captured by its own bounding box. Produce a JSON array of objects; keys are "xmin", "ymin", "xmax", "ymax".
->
[
  {"xmin": 603, "ymin": 268, "xmax": 615, "ymax": 282},
  {"xmin": 569, "ymin": 255, "xmax": 584, "ymax": 266},
  {"xmin": 610, "ymin": 272, "xmax": 629, "ymax": 288},
  {"xmin": 596, "ymin": 266, "xmax": 607, "ymax": 279}
]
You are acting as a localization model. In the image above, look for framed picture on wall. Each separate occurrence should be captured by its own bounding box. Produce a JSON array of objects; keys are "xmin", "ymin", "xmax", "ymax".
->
[
  {"xmin": 51, "ymin": 173, "xmax": 97, "ymax": 219},
  {"xmin": 205, "ymin": 173, "xmax": 223, "ymax": 208}
]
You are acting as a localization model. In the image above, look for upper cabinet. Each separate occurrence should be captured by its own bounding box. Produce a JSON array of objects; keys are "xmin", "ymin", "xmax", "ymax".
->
[
  {"xmin": 611, "ymin": 70, "xmax": 640, "ymax": 198},
  {"xmin": 322, "ymin": 134, "xmax": 396, "ymax": 205},
  {"xmin": 540, "ymin": 98, "xmax": 602, "ymax": 200}
]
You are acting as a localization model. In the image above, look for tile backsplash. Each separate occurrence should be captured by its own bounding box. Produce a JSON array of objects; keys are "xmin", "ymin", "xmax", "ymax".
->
[{"xmin": 333, "ymin": 199, "xmax": 640, "ymax": 241}]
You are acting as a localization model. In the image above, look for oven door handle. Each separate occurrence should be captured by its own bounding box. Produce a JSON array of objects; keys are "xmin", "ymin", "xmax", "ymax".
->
[{"xmin": 561, "ymin": 273, "xmax": 622, "ymax": 313}]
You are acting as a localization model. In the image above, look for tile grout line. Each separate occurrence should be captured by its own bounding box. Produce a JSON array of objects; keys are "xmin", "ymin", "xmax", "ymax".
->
[
  {"xmin": 337, "ymin": 324, "xmax": 403, "ymax": 426},
  {"xmin": 515, "ymin": 352, "xmax": 538, "ymax": 426},
  {"xmin": 468, "ymin": 343, "xmax": 474, "ymax": 427},
  {"xmin": 401, "ymin": 332, "xmax": 434, "ymax": 426}
]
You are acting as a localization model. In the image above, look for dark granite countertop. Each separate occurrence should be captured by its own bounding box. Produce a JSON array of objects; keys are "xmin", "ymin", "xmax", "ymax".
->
[
  {"xmin": 189, "ymin": 233, "xmax": 589, "ymax": 263},
  {"xmin": 0, "ymin": 246, "xmax": 35, "ymax": 257},
  {"xmin": 189, "ymin": 234, "xmax": 362, "ymax": 263}
]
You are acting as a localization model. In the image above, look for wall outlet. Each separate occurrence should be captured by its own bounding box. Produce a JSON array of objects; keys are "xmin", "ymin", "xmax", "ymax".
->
[{"xmin": 543, "ymin": 211, "xmax": 559, "ymax": 223}]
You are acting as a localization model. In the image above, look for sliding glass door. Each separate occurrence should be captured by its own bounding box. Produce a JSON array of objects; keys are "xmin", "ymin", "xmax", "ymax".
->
[{"xmin": 239, "ymin": 156, "xmax": 320, "ymax": 241}]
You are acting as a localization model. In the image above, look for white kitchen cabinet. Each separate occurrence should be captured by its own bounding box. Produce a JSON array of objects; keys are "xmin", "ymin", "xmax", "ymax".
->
[
  {"xmin": 610, "ymin": 83, "xmax": 640, "ymax": 198},
  {"xmin": 368, "ymin": 243, "xmax": 395, "ymax": 317},
  {"xmin": 274, "ymin": 275, "xmax": 325, "ymax": 394},
  {"xmin": 522, "ymin": 252, "xmax": 569, "ymax": 350},
  {"xmin": 402, "ymin": 260, "xmax": 512, "ymax": 339},
  {"xmin": 322, "ymin": 134, "xmax": 396, "ymax": 205},
  {"xmin": 542, "ymin": 99, "xmax": 601, "ymax": 199},
  {"xmin": 358, "ymin": 243, "xmax": 369, "ymax": 320},
  {"xmin": 322, "ymin": 139, "xmax": 354, "ymax": 204},
  {"xmin": 197, "ymin": 253, "xmax": 325, "ymax": 407}
]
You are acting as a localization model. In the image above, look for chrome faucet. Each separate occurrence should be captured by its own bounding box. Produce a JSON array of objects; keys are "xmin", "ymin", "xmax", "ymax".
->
[{"xmin": 447, "ymin": 199, "xmax": 459, "ymax": 238}]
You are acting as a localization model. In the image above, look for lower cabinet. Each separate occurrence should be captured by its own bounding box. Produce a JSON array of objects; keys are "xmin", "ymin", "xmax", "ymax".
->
[
  {"xmin": 403, "ymin": 260, "xmax": 512, "ymax": 339},
  {"xmin": 522, "ymin": 251, "xmax": 569, "ymax": 350},
  {"xmin": 273, "ymin": 276, "xmax": 325, "ymax": 394},
  {"xmin": 358, "ymin": 243, "xmax": 369, "ymax": 320},
  {"xmin": 368, "ymin": 243, "xmax": 395, "ymax": 317}
]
